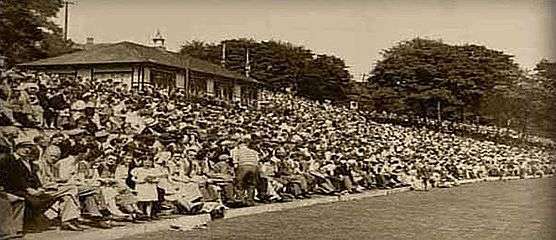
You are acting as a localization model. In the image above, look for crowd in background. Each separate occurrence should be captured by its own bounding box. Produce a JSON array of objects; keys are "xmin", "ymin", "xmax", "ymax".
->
[
  {"xmin": 0, "ymin": 69, "xmax": 554, "ymax": 238},
  {"xmin": 365, "ymin": 111, "xmax": 554, "ymax": 149}
]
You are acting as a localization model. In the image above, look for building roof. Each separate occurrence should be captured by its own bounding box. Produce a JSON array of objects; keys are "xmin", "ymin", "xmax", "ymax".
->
[
  {"xmin": 72, "ymin": 42, "xmax": 112, "ymax": 51},
  {"xmin": 19, "ymin": 41, "xmax": 258, "ymax": 83}
]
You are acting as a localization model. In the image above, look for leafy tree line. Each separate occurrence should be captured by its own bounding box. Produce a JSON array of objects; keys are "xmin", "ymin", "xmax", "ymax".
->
[
  {"xmin": 3, "ymin": 2, "xmax": 552, "ymax": 138},
  {"xmin": 360, "ymin": 37, "xmax": 555, "ymax": 138},
  {"xmin": 505, "ymin": 59, "xmax": 555, "ymax": 138},
  {"xmin": 179, "ymin": 39, "xmax": 352, "ymax": 101},
  {"xmin": 0, "ymin": 0, "xmax": 75, "ymax": 66}
]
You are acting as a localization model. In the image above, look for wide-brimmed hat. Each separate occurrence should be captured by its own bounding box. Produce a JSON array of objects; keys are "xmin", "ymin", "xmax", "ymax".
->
[
  {"xmin": 71, "ymin": 100, "xmax": 87, "ymax": 111},
  {"xmin": 95, "ymin": 130, "xmax": 109, "ymax": 138},
  {"xmin": 22, "ymin": 82, "xmax": 39, "ymax": 90},
  {"xmin": 239, "ymin": 134, "xmax": 252, "ymax": 143},
  {"xmin": 66, "ymin": 128, "xmax": 86, "ymax": 136},
  {"xmin": 155, "ymin": 151, "xmax": 171, "ymax": 163},
  {"xmin": 14, "ymin": 137, "xmax": 34, "ymax": 148},
  {"xmin": 220, "ymin": 139, "xmax": 235, "ymax": 146},
  {"xmin": 144, "ymin": 117, "xmax": 157, "ymax": 127},
  {"xmin": 218, "ymin": 154, "xmax": 231, "ymax": 161}
]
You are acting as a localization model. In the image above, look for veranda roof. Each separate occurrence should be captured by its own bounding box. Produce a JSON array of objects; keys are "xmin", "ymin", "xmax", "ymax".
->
[{"xmin": 19, "ymin": 41, "xmax": 258, "ymax": 83}]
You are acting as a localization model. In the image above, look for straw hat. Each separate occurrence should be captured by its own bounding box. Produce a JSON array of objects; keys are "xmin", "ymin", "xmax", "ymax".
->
[{"xmin": 14, "ymin": 136, "xmax": 34, "ymax": 148}]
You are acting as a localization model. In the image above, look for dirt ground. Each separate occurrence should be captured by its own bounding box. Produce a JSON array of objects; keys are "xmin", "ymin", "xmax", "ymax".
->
[{"xmin": 117, "ymin": 178, "xmax": 556, "ymax": 240}]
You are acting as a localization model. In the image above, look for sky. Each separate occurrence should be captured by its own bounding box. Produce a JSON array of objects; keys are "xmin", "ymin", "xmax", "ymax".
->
[{"xmin": 54, "ymin": 0, "xmax": 555, "ymax": 80}]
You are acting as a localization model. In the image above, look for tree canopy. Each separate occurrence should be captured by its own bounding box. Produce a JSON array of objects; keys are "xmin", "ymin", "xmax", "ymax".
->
[
  {"xmin": 526, "ymin": 59, "xmax": 556, "ymax": 137},
  {"xmin": 0, "ymin": 0, "xmax": 74, "ymax": 66},
  {"xmin": 367, "ymin": 38, "xmax": 523, "ymax": 122},
  {"xmin": 179, "ymin": 39, "xmax": 351, "ymax": 101}
]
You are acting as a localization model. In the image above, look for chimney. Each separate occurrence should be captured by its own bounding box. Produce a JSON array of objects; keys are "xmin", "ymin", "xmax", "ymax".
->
[{"xmin": 86, "ymin": 37, "xmax": 94, "ymax": 45}]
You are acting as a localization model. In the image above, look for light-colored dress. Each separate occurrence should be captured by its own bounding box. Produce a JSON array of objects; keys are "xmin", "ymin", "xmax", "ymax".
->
[
  {"xmin": 113, "ymin": 164, "xmax": 138, "ymax": 205},
  {"xmin": 55, "ymin": 156, "xmax": 77, "ymax": 180},
  {"xmin": 132, "ymin": 167, "xmax": 159, "ymax": 202}
]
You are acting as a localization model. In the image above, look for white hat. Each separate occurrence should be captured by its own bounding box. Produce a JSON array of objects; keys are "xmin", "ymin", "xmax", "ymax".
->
[
  {"xmin": 14, "ymin": 136, "xmax": 34, "ymax": 147},
  {"xmin": 218, "ymin": 154, "xmax": 231, "ymax": 161},
  {"xmin": 71, "ymin": 100, "xmax": 87, "ymax": 111},
  {"xmin": 239, "ymin": 134, "xmax": 252, "ymax": 143},
  {"xmin": 155, "ymin": 151, "xmax": 171, "ymax": 163},
  {"xmin": 22, "ymin": 82, "xmax": 39, "ymax": 90}
]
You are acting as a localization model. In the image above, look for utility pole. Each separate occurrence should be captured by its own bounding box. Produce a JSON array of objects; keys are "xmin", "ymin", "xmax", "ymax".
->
[
  {"xmin": 245, "ymin": 48, "xmax": 251, "ymax": 78},
  {"xmin": 63, "ymin": 1, "xmax": 76, "ymax": 42},
  {"xmin": 185, "ymin": 58, "xmax": 191, "ymax": 99},
  {"xmin": 221, "ymin": 43, "xmax": 226, "ymax": 66},
  {"xmin": 437, "ymin": 100, "xmax": 441, "ymax": 123}
]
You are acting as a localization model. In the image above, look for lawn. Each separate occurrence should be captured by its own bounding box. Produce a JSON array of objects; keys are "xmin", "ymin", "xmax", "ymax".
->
[{"xmin": 118, "ymin": 178, "xmax": 555, "ymax": 240}]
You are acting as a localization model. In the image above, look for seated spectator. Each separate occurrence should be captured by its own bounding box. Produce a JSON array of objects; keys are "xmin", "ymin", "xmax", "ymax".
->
[
  {"xmin": 0, "ymin": 137, "xmax": 82, "ymax": 231},
  {"xmin": 0, "ymin": 187, "xmax": 25, "ymax": 240},
  {"xmin": 0, "ymin": 70, "xmax": 553, "ymax": 235},
  {"xmin": 131, "ymin": 157, "xmax": 162, "ymax": 220}
]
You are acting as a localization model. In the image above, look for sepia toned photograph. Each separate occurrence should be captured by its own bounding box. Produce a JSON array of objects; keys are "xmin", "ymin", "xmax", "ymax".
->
[{"xmin": 0, "ymin": 0, "xmax": 554, "ymax": 239}]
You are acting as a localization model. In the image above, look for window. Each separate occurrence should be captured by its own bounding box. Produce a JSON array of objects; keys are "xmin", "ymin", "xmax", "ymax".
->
[{"xmin": 151, "ymin": 70, "xmax": 176, "ymax": 90}]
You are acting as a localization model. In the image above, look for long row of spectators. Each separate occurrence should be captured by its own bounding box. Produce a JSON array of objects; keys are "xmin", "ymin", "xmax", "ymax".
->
[
  {"xmin": 0, "ymin": 69, "xmax": 554, "ymax": 239},
  {"xmin": 364, "ymin": 111, "xmax": 555, "ymax": 149}
]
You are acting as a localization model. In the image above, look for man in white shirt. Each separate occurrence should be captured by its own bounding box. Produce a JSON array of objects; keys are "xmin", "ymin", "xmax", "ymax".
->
[{"xmin": 231, "ymin": 136, "xmax": 260, "ymax": 206}]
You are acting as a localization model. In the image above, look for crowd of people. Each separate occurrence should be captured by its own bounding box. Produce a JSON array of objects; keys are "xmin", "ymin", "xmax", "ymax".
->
[
  {"xmin": 365, "ymin": 111, "xmax": 555, "ymax": 149},
  {"xmin": 0, "ymin": 69, "xmax": 554, "ymax": 239}
]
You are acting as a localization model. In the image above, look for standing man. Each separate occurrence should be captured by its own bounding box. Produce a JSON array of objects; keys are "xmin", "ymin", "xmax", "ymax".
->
[
  {"xmin": 231, "ymin": 136, "xmax": 260, "ymax": 206},
  {"xmin": 46, "ymin": 88, "xmax": 68, "ymax": 129},
  {"xmin": 416, "ymin": 161, "xmax": 431, "ymax": 191}
]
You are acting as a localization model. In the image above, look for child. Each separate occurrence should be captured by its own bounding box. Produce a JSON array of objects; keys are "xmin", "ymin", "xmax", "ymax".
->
[{"xmin": 131, "ymin": 158, "xmax": 162, "ymax": 220}]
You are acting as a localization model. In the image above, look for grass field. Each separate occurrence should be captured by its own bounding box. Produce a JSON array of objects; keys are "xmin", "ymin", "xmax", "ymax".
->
[{"xmin": 117, "ymin": 178, "xmax": 555, "ymax": 240}]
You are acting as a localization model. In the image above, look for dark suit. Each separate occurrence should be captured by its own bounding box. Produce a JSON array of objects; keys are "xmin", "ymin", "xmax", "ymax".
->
[
  {"xmin": 0, "ymin": 153, "xmax": 80, "ymax": 225},
  {"xmin": 0, "ymin": 153, "xmax": 41, "ymax": 197},
  {"xmin": 48, "ymin": 93, "xmax": 67, "ymax": 111},
  {"xmin": 0, "ymin": 153, "xmax": 42, "ymax": 230},
  {"xmin": 0, "ymin": 136, "xmax": 13, "ymax": 155},
  {"xmin": 0, "ymin": 191, "xmax": 25, "ymax": 238}
]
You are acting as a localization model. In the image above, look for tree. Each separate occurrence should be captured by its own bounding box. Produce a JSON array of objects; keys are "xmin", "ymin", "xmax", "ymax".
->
[
  {"xmin": 529, "ymin": 59, "xmax": 556, "ymax": 138},
  {"xmin": 479, "ymin": 59, "xmax": 556, "ymax": 138},
  {"xmin": 0, "ymin": 0, "xmax": 73, "ymax": 66},
  {"xmin": 368, "ymin": 38, "xmax": 523, "ymax": 122},
  {"xmin": 299, "ymin": 54, "xmax": 351, "ymax": 101},
  {"xmin": 179, "ymin": 40, "xmax": 216, "ymax": 62},
  {"xmin": 179, "ymin": 38, "xmax": 351, "ymax": 101},
  {"xmin": 533, "ymin": 59, "xmax": 556, "ymax": 93}
]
